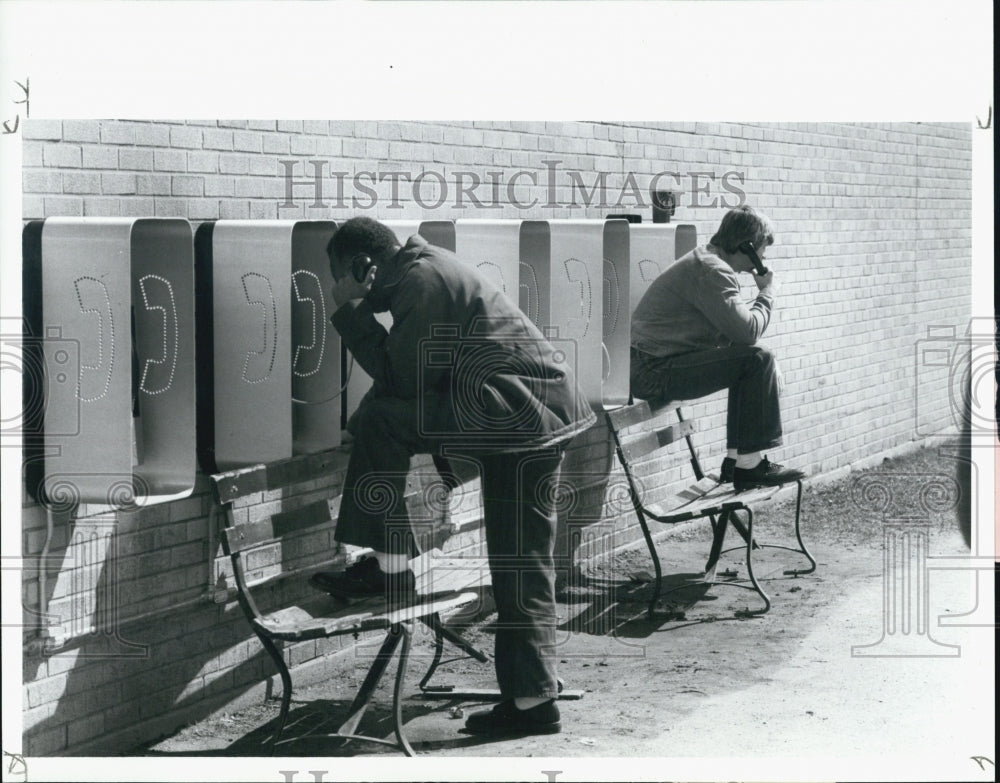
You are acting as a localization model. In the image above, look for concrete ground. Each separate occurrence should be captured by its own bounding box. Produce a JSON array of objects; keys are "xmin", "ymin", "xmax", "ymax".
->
[{"xmin": 140, "ymin": 447, "xmax": 995, "ymax": 782}]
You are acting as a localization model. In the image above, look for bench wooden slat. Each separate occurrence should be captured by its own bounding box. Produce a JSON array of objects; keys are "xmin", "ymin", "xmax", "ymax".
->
[
  {"xmin": 644, "ymin": 482, "xmax": 780, "ymax": 523},
  {"xmin": 618, "ymin": 419, "xmax": 695, "ymax": 461},
  {"xmin": 382, "ymin": 592, "xmax": 480, "ymax": 625},
  {"xmin": 605, "ymin": 401, "xmax": 652, "ymax": 429},
  {"xmin": 606, "ymin": 400, "xmax": 683, "ymax": 430},
  {"xmin": 234, "ymin": 554, "xmax": 348, "ymax": 594},
  {"xmin": 255, "ymin": 598, "xmax": 381, "ymax": 640},
  {"xmin": 211, "ymin": 448, "xmax": 351, "ymax": 504},
  {"xmin": 657, "ymin": 481, "xmax": 778, "ymax": 513},
  {"xmin": 254, "ymin": 591, "xmax": 479, "ymax": 641},
  {"xmin": 410, "ymin": 551, "xmax": 492, "ymax": 594},
  {"xmin": 222, "ymin": 498, "xmax": 333, "ymax": 554}
]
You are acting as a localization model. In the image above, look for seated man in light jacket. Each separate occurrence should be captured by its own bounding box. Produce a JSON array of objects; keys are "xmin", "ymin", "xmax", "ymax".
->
[
  {"xmin": 630, "ymin": 204, "xmax": 803, "ymax": 491},
  {"xmin": 314, "ymin": 217, "xmax": 596, "ymax": 738}
]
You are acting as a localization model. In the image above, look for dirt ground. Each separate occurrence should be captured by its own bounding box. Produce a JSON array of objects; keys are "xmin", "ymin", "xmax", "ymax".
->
[{"xmin": 141, "ymin": 446, "xmax": 995, "ymax": 780}]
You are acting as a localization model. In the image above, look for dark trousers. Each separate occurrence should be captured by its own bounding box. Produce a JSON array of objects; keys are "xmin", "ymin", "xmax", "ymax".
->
[
  {"xmin": 630, "ymin": 345, "xmax": 783, "ymax": 454},
  {"xmin": 337, "ymin": 395, "xmax": 562, "ymax": 699},
  {"xmin": 478, "ymin": 449, "xmax": 562, "ymax": 699}
]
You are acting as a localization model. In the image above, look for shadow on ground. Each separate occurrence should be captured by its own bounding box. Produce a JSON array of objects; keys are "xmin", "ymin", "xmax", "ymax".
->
[{"xmin": 140, "ymin": 445, "xmax": 973, "ymax": 758}]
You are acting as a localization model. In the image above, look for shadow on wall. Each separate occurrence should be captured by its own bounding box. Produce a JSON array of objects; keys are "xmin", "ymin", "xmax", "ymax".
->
[
  {"xmin": 24, "ymin": 444, "xmax": 571, "ymax": 755},
  {"xmin": 22, "ymin": 416, "xmax": 660, "ymax": 755},
  {"xmin": 23, "ymin": 521, "xmax": 263, "ymax": 754},
  {"xmin": 20, "ymin": 484, "xmax": 374, "ymax": 756}
]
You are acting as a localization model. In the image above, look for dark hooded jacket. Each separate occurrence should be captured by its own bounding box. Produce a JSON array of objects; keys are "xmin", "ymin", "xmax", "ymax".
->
[{"xmin": 332, "ymin": 235, "xmax": 597, "ymax": 451}]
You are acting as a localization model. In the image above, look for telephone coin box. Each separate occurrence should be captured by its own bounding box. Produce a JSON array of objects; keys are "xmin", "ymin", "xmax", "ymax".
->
[
  {"xmin": 23, "ymin": 218, "xmax": 196, "ymax": 506},
  {"xmin": 195, "ymin": 220, "xmax": 341, "ymax": 472},
  {"xmin": 518, "ymin": 220, "xmax": 605, "ymax": 406}
]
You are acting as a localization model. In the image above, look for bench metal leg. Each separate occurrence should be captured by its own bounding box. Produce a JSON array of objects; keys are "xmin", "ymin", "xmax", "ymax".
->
[
  {"xmin": 785, "ymin": 480, "xmax": 817, "ymax": 575},
  {"xmin": 426, "ymin": 617, "xmax": 490, "ymax": 664},
  {"xmin": 418, "ymin": 618, "xmax": 446, "ymax": 691},
  {"xmin": 662, "ymin": 506, "xmax": 770, "ymax": 615},
  {"xmin": 719, "ymin": 480, "xmax": 815, "ymax": 575},
  {"xmin": 417, "ymin": 612, "xmax": 490, "ymax": 691},
  {"xmin": 707, "ymin": 480, "xmax": 816, "ymax": 614},
  {"xmin": 704, "ymin": 509, "xmax": 732, "ymax": 576},
  {"xmin": 647, "ymin": 507, "xmax": 754, "ymax": 619},
  {"xmin": 705, "ymin": 508, "xmax": 763, "ymax": 573},
  {"xmin": 335, "ymin": 623, "xmax": 418, "ymax": 756},
  {"xmin": 269, "ymin": 612, "xmax": 490, "ymax": 756},
  {"xmin": 740, "ymin": 508, "xmax": 771, "ymax": 615},
  {"xmin": 728, "ymin": 513, "xmax": 761, "ymax": 550},
  {"xmin": 636, "ymin": 507, "xmax": 664, "ymax": 620},
  {"xmin": 254, "ymin": 629, "xmax": 293, "ymax": 755},
  {"xmin": 391, "ymin": 623, "xmax": 416, "ymax": 757}
]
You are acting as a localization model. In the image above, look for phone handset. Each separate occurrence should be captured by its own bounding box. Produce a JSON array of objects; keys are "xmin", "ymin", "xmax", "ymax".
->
[
  {"xmin": 739, "ymin": 241, "xmax": 769, "ymax": 276},
  {"xmin": 351, "ymin": 254, "xmax": 375, "ymax": 283}
]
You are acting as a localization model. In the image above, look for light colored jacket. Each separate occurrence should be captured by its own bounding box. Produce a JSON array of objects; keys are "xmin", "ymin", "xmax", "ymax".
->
[{"xmin": 631, "ymin": 245, "xmax": 774, "ymax": 357}]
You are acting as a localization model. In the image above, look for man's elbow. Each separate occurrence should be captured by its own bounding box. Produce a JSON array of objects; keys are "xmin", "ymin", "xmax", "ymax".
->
[{"xmin": 730, "ymin": 331, "xmax": 760, "ymax": 346}]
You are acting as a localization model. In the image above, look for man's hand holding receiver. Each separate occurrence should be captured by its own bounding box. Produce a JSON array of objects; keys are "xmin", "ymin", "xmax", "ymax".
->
[
  {"xmin": 332, "ymin": 264, "xmax": 377, "ymax": 309},
  {"xmin": 752, "ymin": 268, "xmax": 775, "ymax": 294}
]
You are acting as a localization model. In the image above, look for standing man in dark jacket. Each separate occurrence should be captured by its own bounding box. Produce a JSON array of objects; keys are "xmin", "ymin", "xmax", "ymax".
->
[{"xmin": 315, "ymin": 217, "xmax": 596, "ymax": 737}]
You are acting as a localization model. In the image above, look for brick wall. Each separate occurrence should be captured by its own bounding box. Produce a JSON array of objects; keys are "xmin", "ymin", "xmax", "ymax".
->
[{"xmin": 18, "ymin": 120, "xmax": 973, "ymax": 754}]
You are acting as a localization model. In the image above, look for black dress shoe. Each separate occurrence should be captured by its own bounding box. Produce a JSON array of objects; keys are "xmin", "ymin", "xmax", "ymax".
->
[
  {"xmin": 719, "ymin": 457, "xmax": 736, "ymax": 483},
  {"xmin": 733, "ymin": 457, "xmax": 805, "ymax": 492},
  {"xmin": 464, "ymin": 699, "xmax": 561, "ymax": 737},
  {"xmin": 310, "ymin": 556, "xmax": 416, "ymax": 604}
]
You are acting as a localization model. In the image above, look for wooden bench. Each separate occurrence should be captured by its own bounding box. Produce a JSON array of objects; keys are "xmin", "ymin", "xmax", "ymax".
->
[
  {"xmin": 209, "ymin": 449, "xmax": 490, "ymax": 756},
  {"xmin": 604, "ymin": 400, "xmax": 816, "ymax": 618}
]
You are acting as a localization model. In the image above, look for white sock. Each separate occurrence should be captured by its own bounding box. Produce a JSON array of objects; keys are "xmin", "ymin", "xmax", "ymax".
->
[
  {"xmin": 372, "ymin": 551, "xmax": 410, "ymax": 574},
  {"xmin": 735, "ymin": 452, "xmax": 762, "ymax": 469},
  {"xmin": 514, "ymin": 697, "xmax": 552, "ymax": 710},
  {"xmin": 726, "ymin": 449, "xmax": 738, "ymax": 459}
]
